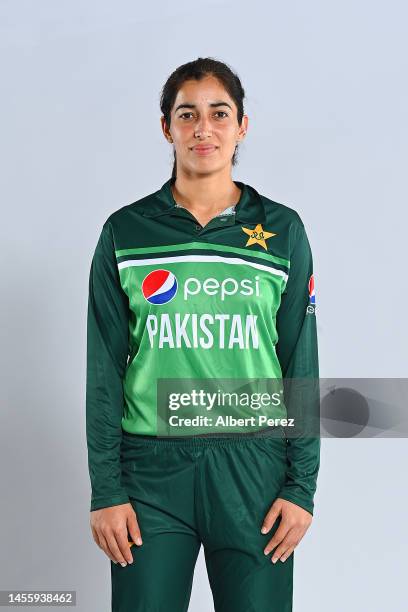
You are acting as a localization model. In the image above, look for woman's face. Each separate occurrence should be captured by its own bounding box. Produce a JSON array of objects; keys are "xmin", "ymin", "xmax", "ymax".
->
[{"xmin": 161, "ymin": 75, "xmax": 248, "ymax": 177}]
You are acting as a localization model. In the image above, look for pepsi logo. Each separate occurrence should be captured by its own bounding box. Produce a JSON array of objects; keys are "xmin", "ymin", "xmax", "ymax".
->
[
  {"xmin": 308, "ymin": 274, "xmax": 315, "ymax": 305},
  {"xmin": 142, "ymin": 269, "xmax": 178, "ymax": 305}
]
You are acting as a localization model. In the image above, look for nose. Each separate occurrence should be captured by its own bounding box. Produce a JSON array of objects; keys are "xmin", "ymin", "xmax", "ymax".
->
[{"xmin": 194, "ymin": 115, "xmax": 212, "ymax": 138}]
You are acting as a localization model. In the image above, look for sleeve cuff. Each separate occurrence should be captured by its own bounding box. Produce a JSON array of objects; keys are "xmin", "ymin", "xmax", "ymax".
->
[
  {"xmin": 276, "ymin": 488, "xmax": 315, "ymax": 516},
  {"xmin": 90, "ymin": 493, "xmax": 130, "ymax": 512}
]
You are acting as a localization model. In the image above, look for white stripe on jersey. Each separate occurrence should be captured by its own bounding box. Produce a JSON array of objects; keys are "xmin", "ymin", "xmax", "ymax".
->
[{"xmin": 118, "ymin": 254, "xmax": 288, "ymax": 282}]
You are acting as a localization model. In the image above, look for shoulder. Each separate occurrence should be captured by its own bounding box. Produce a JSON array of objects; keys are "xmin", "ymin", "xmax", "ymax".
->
[
  {"xmin": 254, "ymin": 188, "xmax": 312, "ymax": 256},
  {"xmin": 259, "ymin": 190, "xmax": 305, "ymax": 229},
  {"xmin": 103, "ymin": 187, "xmax": 160, "ymax": 228}
]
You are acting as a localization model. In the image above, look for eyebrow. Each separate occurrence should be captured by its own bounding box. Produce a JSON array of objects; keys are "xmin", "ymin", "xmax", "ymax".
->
[{"xmin": 174, "ymin": 101, "xmax": 233, "ymax": 113}]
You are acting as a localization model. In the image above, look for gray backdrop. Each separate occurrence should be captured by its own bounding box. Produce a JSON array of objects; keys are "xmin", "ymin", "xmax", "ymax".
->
[{"xmin": 1, "ymin": 0, "xmax": 407, "ymax": 610}]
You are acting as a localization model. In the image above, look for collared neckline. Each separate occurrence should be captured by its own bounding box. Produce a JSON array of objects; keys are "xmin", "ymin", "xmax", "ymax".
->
[
  {"xmin": 174, "ymin": 202, "xmax": 236, "ymax": 217},
  {"xmin": 142, "ymin": 177, "xmax": 266, "ymax": 225}
]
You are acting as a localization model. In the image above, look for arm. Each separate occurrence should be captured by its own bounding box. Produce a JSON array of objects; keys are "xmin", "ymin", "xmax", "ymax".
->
[
  {"xmin": 86, "ymin": 220, "xmax": 131, "ymax": 512},
  {"xmin": 275, "ymin": 217, "xmax": 321, "ymax": 516}
]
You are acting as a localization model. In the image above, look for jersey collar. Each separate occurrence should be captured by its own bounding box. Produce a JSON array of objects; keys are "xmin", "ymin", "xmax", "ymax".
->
[{"xmin": 142, "ymin": 177, "xmax": 266, "ymax": 225}]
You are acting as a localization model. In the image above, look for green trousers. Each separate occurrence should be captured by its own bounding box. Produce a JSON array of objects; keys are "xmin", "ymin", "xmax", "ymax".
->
[{"xmin": 111, "ymin": 432, "xmax": 293, "ymax": 611}]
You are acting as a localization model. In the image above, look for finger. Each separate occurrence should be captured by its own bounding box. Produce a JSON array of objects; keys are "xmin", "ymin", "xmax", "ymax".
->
[
  {"xmin": 114, "ymin": 528, "xmax": 135, "ymax": 564},
  {"xmin": 279, "ymin": 545, "xmax": 296, "ymax": 563},
  {"xmin": 106, "ymin": 530, "xmax": 132, "ymax": 566},
  {"xmin": 127, "ymin": 512, "xmax": 143, "ymax": 547},
  {"xmin": 271, "ymin": 535, "xmax": 299, "ymax": 563},
  {"xmin": 97, "ymin": 532, "xmax": 118, "ymax": 565},
  {"xmin": 91, "ymin": 526, "xmax": 100, "ymax": 547},
  {"xmin": 263, "ymin": 522, "xmax": 291, "ymax": 555},
  {"xmin": 261, "ymin": 504, "xmax": 281, "ymax": 534}
]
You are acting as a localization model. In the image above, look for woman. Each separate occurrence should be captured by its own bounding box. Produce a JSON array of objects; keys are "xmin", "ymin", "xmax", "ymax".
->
[{"xmin": 86, "ymin": 57, "xmax": 320, "ymax": 612}]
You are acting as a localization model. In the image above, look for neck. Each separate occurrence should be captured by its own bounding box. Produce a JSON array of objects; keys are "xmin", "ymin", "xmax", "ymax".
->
[{"xmin": 171, "ymin": 168, "xmax": 241, "ymax": 216}]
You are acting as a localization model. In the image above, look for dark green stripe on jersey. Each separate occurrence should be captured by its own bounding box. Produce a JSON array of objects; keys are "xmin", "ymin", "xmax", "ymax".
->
[{"xmin": 115, "ymin": 242, "xmax": 290, "ymax": 283}]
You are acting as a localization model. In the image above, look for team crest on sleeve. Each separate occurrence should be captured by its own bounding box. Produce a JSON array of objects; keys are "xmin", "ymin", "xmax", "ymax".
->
[{"xmin": 307, "ymin": 273, "xmax": 316, "ymax": 314}]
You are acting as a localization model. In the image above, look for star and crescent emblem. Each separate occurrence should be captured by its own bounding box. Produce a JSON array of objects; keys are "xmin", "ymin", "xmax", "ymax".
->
[{"xmin": 241, "ymin": 223, "xmax": 277, "ymax": 251}]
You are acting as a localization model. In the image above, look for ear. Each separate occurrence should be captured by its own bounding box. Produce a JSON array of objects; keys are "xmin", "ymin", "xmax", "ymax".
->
[
  {"xmin": 237, "ymin": 114, "xmax": 249, "ymax": 142},
  {"xmin": 160, "ymin": 115, "xmax": 173, "ymax": 143}
]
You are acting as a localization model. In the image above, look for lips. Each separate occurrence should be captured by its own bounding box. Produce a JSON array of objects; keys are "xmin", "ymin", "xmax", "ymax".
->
[{"xmin": 192, "ymin": 145, "xmax": 217, "ymax": 154}]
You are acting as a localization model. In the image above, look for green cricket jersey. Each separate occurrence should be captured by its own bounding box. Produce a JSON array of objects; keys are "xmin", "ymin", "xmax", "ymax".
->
[{"xmin": 86, "ymin": 177, "xmax": 320, "ymax": 514}]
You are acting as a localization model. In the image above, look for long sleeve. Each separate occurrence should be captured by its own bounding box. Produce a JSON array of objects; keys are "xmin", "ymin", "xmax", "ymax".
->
[
  {"xmin": 86, "ymin": 220, "xmax": 131, "ymax": 512},
  {"xmin": 275, "ymin": 217, "xmax": 320, "ymax": 516}
]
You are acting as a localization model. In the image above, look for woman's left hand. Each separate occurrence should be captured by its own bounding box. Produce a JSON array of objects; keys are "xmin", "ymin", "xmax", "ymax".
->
[{"xmin": 261, "ymin": 498, "xmax": 313, "ymax": 563}]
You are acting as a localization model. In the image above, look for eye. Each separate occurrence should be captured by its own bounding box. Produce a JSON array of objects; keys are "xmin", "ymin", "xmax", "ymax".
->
[{"xmin": 178, "ymin": 111, "xmax": 229, "ymax": 119}]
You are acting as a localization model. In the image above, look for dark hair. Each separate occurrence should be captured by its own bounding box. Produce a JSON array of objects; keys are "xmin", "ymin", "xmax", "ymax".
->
[{"xmin": 159, "ymin": 57, "xmax": 246, "ymax": 179}]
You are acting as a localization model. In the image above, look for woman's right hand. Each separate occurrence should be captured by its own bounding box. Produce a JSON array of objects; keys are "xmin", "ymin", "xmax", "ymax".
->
[{"xmin": 90, "ymin": 502, "xmax": 143, "ymax": 566}]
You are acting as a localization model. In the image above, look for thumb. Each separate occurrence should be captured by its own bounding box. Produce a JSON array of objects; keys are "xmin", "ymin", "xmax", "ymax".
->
[
  {"xmin": 127, "ymin": 509, "xmax": 143, "ymax": 547},
  {"xmin": 261, "ymin": 499, "xmax": 282, "ymax": 534}
]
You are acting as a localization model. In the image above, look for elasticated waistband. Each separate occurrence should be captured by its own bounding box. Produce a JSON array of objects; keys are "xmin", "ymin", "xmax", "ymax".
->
[{"xmin": 121, "ymin": 428, "xmax": 286, "ymax": 447}]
